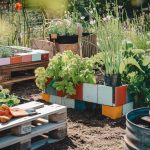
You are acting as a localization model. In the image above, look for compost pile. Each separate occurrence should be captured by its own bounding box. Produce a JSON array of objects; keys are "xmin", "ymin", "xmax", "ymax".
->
[{"xmin": 12, "ymin": 81, "xmax": 126, "ymax": 150}]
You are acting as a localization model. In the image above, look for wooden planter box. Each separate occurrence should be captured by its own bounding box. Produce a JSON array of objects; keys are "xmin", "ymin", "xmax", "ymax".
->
[
  {"xmin": 10, "ymin": 56, "xmax": 22, "ymax": 64},
  {"xmin": 0, "ymin": 57, "xmax": 10, "ymax": 66},
  {"xmin": 102, "ymin": 105, "xmax": 123, "ymax": 119},
  {"xmin": 55, "ymin": 43, "xmax": 79, "ymax": 54}
]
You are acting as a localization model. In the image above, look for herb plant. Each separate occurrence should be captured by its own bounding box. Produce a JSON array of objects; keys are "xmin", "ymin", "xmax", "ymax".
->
[{"xmin": 35, "ymin": 51, "xmax": 96, "ymax": 95}]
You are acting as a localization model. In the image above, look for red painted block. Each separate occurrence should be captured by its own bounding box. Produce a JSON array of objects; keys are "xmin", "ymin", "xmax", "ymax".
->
[
  {"xmin": 10, "ymin": 56, "xmax": 22, "ymax": 64},
  {"xmin": 21, "ymin": 54, "xmax": 32, "ymax": 63},
  {"xmin": 57, "ymin": 90, "xmax": 66, "ymax": 97},
  {"xmin": 115, "ymin": 85, "xmax": 127, "ymax": 106},
  {"xmin": 45, "ymin": 78, "xmax": 52, "ymax": 87},
  {"xmin": 41, "ymin": 53, "xmax": 49, "ymax": 60},
  {"xmin": 70, "ymin": 84, "xmax": 83, "ymax": 100}
]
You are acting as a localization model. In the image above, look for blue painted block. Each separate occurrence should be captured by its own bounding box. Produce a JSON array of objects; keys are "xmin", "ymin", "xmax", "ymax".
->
[
  {"xmin": 30, "ymin": 52, "xmax": 41, "ymax": 61},
  {"xmin": 45, "ymin": 84, "xmax": 57, "ymax": 95},
  {"xmin": 123, "ymin": 102, "xmax": 133, "ymax": 115},
  {"xmin": 75, "ymin": 101, "xmax": 86, "ymax": 111},
  {"xmin": 83, "ymin": 83, "xmax": 98, "ymax": 103},
  {"xmin": 127, "ymin": 93, "xmax": 133, "ymax": 103},
  {"xmin": 62, "ymin": 97, "xmax": 75, "ymax": 108},
  {"xmin": 51, "ymin": 95, "xmax": 62, "ymax": 105},
  {"xmin": 98, "ymin": 85, "xmax": 113, "ymax": 106}
]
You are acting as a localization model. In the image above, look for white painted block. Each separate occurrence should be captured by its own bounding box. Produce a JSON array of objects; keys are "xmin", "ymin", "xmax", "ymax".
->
[
  {"xmin": 123, "ymin": 102, "xmax": 133, "ymax": 115},
  {"xmin": 98, "ymin": 85, "xmax": 113, "ymax": 106},
  {"xmin": 83, "ymin": 83, "xmax": 98, "ymax": 103},
  {"xmin": 51, "ymin": 95, "xmax": 62, "ymax": 105},
  {"xmin": 61, "ymin": 97, "xmax": 75, "ymax": 108}
]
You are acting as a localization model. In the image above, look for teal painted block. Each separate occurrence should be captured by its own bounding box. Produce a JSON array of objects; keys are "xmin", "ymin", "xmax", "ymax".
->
[
  {"xmin": 75, "ymin": 101, "xmax": 86, "ymax": 111},
  {"xmin": 83, "ymin": 83, "xmax": 98, "ymax": 103},
  {"xmin": 45, "ymin": 84, "xmax": 57, "ymax": 95},
  {"xmin": 62, "ymin": 97, "xmax": 75, "ymax": 108},
  {"xmin": 51, "ymin": 95, "xmax": 62, "ymax": 105},
  {"xmin": 123, "ymin": 102, "xmax": 133, "ymax": 115},
  {"xmin": 127, "ymin": 93, "xmax": 133, "ymax": 103},
  {"xmin": 31, "ymin": 52, "xmax": 41, "ymax": 61},
  {"xmin": 98, "ymin": 85, "xmax": 113, "ymax": 106}
]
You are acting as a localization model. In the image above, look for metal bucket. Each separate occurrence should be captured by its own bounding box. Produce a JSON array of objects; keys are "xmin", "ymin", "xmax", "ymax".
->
[{"xmin": 125, "ymin": 107, "xmax": 150, "ymax": 150}]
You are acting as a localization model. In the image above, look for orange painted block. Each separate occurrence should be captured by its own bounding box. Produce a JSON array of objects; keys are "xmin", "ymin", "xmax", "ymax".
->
[
  {"xmin": 115, "ymin": 85, "xmax": 127, "ymax": 106},
  {"xmin": 10, "ymin": 56, "xmax": 22, "ymax": 64},
  {"xmin": 102, "ymin": 105, "xmax": 123, "ymax": 119},
  {"xmin": 41, "ymin": 93, "xmax": 50, "ymax": 102}
]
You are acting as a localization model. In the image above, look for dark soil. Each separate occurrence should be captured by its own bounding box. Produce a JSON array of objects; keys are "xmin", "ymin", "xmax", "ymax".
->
[{"xmin": 12, "ymin": 81, "xmax": 126, "ymax": 150}]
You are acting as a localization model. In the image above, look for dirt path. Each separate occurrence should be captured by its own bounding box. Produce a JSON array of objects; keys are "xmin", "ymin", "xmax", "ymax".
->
[{"xmin": 12, "ymin": 81, "xmax": 126, "ymax": 150}]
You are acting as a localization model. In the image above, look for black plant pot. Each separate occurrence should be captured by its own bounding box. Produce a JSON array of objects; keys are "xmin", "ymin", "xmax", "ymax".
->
[
  {"xmin": 82, "ymin": 32, "xmax": 92, "ymax": 37},
  {"xmin": 56, "ymin": 35, "xmax": 78, "ymax": 44},
  {"xmin": 104, "ymin": 74, "xmax": 121, "ymax": 87}
]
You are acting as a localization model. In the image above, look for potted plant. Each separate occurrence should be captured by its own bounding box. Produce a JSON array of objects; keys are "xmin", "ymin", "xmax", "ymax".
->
[
  {"xmin": 48, "ymin": 20, "xmax": 78, "ymax": 44},
  {"xmin": 0, "ymin": 47, "xmax": 11, "ymax": 66},
  {"xmin": 93, "ymin": 9, "xmax": 143, "ymax": 86}
]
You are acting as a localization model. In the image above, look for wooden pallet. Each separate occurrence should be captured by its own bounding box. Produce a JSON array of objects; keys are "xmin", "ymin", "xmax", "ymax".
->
[
  {"xmin": 0, "ymin": 60, "xmax": 48, "ymax": 89},
  {"xmin": 0, "ymin": 101, "xmax": 67, "ymax": 150}
]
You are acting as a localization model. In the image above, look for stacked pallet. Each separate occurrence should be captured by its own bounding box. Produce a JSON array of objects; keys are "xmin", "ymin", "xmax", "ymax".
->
[
  {"xmin": 0, "ymin": 101, "xmax": 67, "ymax": 150},
  {"xmin": 0, "ymin": 46, "xmax": 49, "ymax": 89}
]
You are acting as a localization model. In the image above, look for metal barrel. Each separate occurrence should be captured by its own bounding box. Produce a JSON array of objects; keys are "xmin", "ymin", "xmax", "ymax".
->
[{"xmin": 125, "ymin": 107, "xmax": 150, "ymax": 150}]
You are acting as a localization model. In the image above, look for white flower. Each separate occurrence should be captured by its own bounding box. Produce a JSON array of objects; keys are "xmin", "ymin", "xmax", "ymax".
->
[
  {"xmin": 90, "ymin": 20, "xmax": 96, "ymax": 25},
  {"xmin": 103, "ymin": 17, "xmax": 107, "ymax": 21},
  {"xmin": 93, "ymin": 8, "xmax": 96, "ymax": 11},
  {"xmin": 147, "ymin": 32, "xmax": 150, "ymax": 37},
  {"xmin": 106, "ymin": 15, "xmax": 111, "ymax": 20},
  {"xmin": 89, "ymin": 10, "xmax": 93, "ymax": 14},
  {"xmin": 81, "ymin": 16, "xmax": 85, "ymax": 20},
  {"xmin": 118, "ymin": 5, "xmax": 123, "ymax": 9}
]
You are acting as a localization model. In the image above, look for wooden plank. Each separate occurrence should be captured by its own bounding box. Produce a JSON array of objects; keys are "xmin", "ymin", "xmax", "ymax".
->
[
  {"xmin": 0, "ymin": 122, "xmax": 66, "ymax": 149},
  {"xmin": 31, "ymin": 138, "xmax": 63, "ymax": 150},
  {"xmin": 0, "ymin": 104, "xmax": 66, "ymax": 132},
  {"xmin": 1, "ymin": 76, "xmax": 35, "ymax": 85},
  {"xmin": 141, "ymin": 116, "xmax": 150, "ymax": 123},
  {"xmin": 14, "ymin": 101, "xmax": 44, "ymax": 110}
]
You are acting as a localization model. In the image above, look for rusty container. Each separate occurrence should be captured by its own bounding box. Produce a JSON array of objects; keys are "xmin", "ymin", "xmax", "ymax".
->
[{"xmin": 125, "ymin": 107, "xmax": 150, "ymax": 150}]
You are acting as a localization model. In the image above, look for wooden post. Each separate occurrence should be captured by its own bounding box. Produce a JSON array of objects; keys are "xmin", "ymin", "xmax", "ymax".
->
[{"xmin": 77, "ymin": 23, "xmax": 83, "ymax": 57}]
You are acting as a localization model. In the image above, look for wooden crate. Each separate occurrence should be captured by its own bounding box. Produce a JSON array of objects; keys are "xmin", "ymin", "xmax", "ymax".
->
[
  {"xmin": 0, "ymin": 101, "xmax": 67, "ymax": 150},
  {"xmin": 0, "ymin": 60, "xmax": 48, "ymax": 89}
]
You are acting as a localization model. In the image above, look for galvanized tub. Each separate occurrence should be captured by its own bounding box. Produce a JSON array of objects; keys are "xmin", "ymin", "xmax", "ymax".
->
[{"xmin": 125, "ymin": 107, "xmax": 150, "ymax": 150}]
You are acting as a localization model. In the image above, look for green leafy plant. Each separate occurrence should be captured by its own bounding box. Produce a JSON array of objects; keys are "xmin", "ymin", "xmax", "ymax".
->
[
  {"xmin": 0, "ymin": 88, "xmax": 20, "ymax": 106},
  {"xmin": 48, "ymin": 19, "xmax": 77, "ymax": 36},
  {"xmin": 35, "ymin": 51, "xmax": 96, "ymax": 95},
  {"xmin": 122, "ymin": 48, "xmax": 150, "ymax": 107}
]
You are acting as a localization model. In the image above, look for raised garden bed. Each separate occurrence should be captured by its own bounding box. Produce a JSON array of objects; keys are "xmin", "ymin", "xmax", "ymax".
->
[{"xmin": 0, "ymin": 46, "xmax": 49, "ymax": 66}]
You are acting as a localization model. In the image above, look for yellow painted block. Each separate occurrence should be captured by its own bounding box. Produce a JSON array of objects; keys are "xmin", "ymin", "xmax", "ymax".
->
[
  {"xmin": 102, "ymin": 105, "xmax": 123, "ymax": 119},
  {"xmin": 41, "ymin": 93, "xmax": 50, "ymax": 102}
]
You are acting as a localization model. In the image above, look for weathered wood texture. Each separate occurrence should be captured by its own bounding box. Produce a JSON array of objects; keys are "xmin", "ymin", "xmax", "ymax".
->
[
  {"xmin": 0, "ymin": 60, "xmax": 48, "ymax": 89},
  {"xmin": 0, "ymin": 102, "xmax": 67, "ymax": 150}
]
